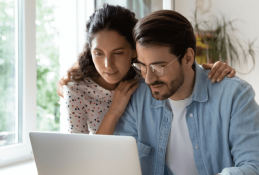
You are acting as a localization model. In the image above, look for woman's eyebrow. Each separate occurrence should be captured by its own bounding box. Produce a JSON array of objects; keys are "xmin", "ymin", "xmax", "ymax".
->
[
  {"xmin": 112, "ymin": 47, "xmax": 125, "ymax": 51},
  {"xmin": 93, "ymin": 48, "xmax": 102, "ymax": 51}
]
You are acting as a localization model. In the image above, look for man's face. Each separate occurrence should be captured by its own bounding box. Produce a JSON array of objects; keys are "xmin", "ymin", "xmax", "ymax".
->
[{"xmin": 136, "ymin": 43, "xmax": 185, "ymax": 100}]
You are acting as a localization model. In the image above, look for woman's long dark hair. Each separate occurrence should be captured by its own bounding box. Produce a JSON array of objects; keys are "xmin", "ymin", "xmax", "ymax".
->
[{"xmin": 58, "ymin": 4, "xmax": 138, "ymax": 97}]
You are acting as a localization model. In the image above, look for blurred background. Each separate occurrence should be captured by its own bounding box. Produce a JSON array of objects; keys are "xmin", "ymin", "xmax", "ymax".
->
[{"xmin": 0, "ymin": 0, "xmax": 258, "ymax": 170}]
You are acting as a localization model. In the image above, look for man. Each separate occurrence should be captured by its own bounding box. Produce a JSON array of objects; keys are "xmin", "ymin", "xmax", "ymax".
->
[{"xmin": 113, "ymin": 10, "xmax": 259, "ymax": 175}]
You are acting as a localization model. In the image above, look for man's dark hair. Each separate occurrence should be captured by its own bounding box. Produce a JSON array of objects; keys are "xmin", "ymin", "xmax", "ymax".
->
[{"xmin": 133, "ymin": 10, "xmax": 196, "ymax": 69}]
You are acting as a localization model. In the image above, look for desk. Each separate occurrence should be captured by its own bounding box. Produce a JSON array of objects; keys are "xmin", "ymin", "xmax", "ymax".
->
[{"xmin": 0, "ymin": 160, "xmax": 37, "ymax": 175}]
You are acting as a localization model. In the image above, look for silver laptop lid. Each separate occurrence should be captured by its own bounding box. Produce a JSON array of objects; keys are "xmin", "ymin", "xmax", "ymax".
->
[{"xmin": 30, "ymin": 132, "xmax": 141, "ymax": 175}]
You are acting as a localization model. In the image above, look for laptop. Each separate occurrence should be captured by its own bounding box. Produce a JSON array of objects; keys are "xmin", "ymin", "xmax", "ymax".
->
[{"xmin": 29, "ymin": 132, "xmax": 142, "ymax": 175}]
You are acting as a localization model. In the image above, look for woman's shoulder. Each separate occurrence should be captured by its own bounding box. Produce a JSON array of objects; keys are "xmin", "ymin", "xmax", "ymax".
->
[
  {"xmin": 64, "ymin": 77, "xmax": 95, "ymax": 89},
  {"xmin": 62, "ymin": 78, "xmax": 94, "ymax": 98}
]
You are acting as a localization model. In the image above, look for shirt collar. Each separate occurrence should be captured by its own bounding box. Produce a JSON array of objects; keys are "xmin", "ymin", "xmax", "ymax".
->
[{"xmin": 151, "ymin": 61, "xmax": 208, "ymax": 108}]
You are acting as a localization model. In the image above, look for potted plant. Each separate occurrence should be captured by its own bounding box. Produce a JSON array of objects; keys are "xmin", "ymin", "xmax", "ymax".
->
[{"xmin": 192, "ymin": 8, "xmax": 258, "ymax": 74}]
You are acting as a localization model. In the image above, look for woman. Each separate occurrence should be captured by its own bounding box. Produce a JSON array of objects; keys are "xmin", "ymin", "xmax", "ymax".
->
[{"xmin": 58, "ymin": 4, "xmax": 235, "ymax": 134}]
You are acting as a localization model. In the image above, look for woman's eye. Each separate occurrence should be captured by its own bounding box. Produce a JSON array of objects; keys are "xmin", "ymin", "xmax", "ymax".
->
[
  {"xmin": 94, "ymin": 52, "xmax": 103, "ymax": 56},
  {"xmin": 114, "ymin": 52, "xmax": 123, "ymax": 55}
]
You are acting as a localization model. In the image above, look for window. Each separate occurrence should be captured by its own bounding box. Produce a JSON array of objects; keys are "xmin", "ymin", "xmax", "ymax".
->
[
  {"xmin": 95, "ymin": 0, "xmax": 163, "ymax": 19},
  {"xmin": 36, "ymin": 0, "xmax": 95, "ymax": 132},
  {"xmin": 0, "ymin": 0, "xmax": 21, "ymax": 148},
  {"xmin": 36, "ymin": 0, "xmax": 61, "ymax": 131},
  {"xmin": 0, "ymin": 0, "xmax": 36, "ymax": 167}
]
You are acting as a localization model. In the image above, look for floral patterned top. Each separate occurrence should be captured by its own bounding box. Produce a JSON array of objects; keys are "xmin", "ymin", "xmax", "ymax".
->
[
  {"xmin": 62, "ymin": 77, "xmax": 114, "ymax": 134},
  {"xmin": 61, "ymin": 75, "xmax": 141, "ymax": 134}
]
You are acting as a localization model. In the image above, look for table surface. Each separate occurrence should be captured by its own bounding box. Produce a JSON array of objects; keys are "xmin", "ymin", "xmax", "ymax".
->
[{"xmin": 0, "ymin": 160, "xmax": 37, "ymax": 175}]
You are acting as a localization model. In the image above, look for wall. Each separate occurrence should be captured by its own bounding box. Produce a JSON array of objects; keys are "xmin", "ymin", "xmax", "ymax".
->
[{"xmin": 176, "ymin": 0, "xmax": 259, "ymax": 103}]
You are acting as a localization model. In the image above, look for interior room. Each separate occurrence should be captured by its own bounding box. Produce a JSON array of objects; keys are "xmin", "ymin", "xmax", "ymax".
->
[{"xmin": 0, "ymin": 0, "xmax": 258, "ymax": 174}]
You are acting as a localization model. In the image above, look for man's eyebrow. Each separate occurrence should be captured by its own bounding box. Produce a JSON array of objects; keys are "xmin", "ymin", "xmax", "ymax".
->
[
  {"xmin": 93, "ymin": 47, "xmax": 125, "ymax": 51},
  {"xmin": 136, "ymin": 59, "xmax": 168, "ymax": 65}
]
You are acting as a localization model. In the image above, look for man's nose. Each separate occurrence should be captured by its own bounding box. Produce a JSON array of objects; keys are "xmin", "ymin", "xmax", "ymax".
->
[{"xmin": 144, "ymin": 67, "xmax": 157, "ymax": 85}]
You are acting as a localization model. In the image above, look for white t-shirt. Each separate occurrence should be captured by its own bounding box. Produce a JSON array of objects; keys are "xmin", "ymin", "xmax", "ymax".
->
[{"xmin": 166, "ymin": 96, "xmax": 199, "ymax": 175}]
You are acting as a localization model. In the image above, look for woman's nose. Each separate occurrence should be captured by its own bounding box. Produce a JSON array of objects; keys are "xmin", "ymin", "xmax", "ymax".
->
[{"xmin": 104, "ymin": 56, "xmax": 114, "ymax": 69}]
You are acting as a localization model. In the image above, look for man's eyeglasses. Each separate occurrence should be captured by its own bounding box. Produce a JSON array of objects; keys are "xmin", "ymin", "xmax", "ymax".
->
[{"xmin": 132, "ymin": 55, "xmax": 181, "ymax": 77}]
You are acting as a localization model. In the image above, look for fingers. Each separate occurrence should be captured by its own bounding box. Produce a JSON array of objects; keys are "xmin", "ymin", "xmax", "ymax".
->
[
  {"xmin": 116, "ymin": 79, "xmax": 139, "ymax": 94},
  {"xmin": 227, "ymin": 69, "xmax": 236, "ymax": 78},
  {"xmin": 201, "ymin": 63, "xmax": 214, "ymax": 70},
  {"xmin": 208, "ymin": 61, "xmax": 236, "ymax": 83},
  {"xmin": 207, "ymin": 61, "xmax": 221, "ymax": 80},
  {"xmin": 123, "ymin": 79, "xmax": 140, "ymax": 93},
  {"xmin": 127, "ymin": 82, "xmax": 140, "ymax": 95},
  {"xmin": 215, "ymin": 68, "xmax": 233, "ymax": 82},
  {"xmin": 117, "ymin": 79, "xmax": 138, "ymax": 89},
  {"xmin": 211, "ymin": 64, "xmax": 228, "ymax": 83}
]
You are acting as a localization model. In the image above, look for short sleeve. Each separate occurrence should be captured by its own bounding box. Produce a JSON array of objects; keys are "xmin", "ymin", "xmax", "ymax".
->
[{"xmin": 62, "ymin": 85, "xmax": 89, "ymax": 134}]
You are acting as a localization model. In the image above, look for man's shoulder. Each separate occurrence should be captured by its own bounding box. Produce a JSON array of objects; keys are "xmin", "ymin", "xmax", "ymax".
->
[
  {"xmin": 134, "ymin": 79, "xmax": 150, "ymax": 94},
  {"xmin": 200, "ymin": 69, "xmax": 254, "ymax": 96},
  {"xmin": 130, "ymin": 79, "xmax": 154, "ymax": 102}
]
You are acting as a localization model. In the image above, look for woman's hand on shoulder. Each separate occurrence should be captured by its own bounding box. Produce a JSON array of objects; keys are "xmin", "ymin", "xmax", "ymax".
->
[
  {"xmin": 96, "ymin": 79, "xmax": 140, "ymax": 135},
  {"xmin": 108, "ymin": 79, "xmax": 140, "ymax": 118},
  {"xmin": 202, "ymin": 61, "xmax": 236, "ymax": 83}
]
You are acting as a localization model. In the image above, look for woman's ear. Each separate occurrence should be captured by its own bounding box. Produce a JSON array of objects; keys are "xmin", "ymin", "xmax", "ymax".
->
[{"xmin": 183, "ymin": 48, "xmax": 195, "ymax": 68}]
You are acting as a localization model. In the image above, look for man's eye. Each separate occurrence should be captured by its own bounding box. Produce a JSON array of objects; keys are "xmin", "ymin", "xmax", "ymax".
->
[{"xmin": 153, "ymin": 65, "xmax": 164, "ymax": 68}]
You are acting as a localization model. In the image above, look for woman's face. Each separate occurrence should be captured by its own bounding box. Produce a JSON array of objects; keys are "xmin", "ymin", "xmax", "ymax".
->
[{"xmin": 91, "ymin": 30, "xmax": 136, "ymax": 85}]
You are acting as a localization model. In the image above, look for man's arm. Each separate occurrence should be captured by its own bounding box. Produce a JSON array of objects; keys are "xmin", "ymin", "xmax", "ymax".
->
[
  {"xmin": 219, "ymin": 82, "xmax": 259, "ymax": 175},
  {"xmin": 113, "ymin": 99, "xmax": 138, "ymax": 140}
]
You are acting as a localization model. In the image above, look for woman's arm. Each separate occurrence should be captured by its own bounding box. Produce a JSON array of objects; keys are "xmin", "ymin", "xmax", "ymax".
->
[
  {"xmin": 62, "ymin": 85, "xmax": 89, "ymax": 134},
  {"xmin": 202, "ymin": 61, "xmax": 236, "ymax": 83},
  {"xmin": 96, "ymin": 79, "xmax": 139, "ymax": 135}
]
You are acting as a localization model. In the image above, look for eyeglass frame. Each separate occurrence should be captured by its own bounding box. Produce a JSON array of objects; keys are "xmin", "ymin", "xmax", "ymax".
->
[{"xmin": 132, "ymin": 55, "xmax": 181, "ymax": 77}]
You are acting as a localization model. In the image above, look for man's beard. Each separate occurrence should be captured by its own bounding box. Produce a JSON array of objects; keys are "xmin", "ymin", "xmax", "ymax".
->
[{"xmin": 148, "ymin": 67, "xmax": 184, "ymax": 101}]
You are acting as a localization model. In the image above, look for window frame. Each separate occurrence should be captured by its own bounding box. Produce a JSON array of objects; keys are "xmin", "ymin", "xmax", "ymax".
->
[{"xmin": 0, "ymin": 0, "xmax": 36, "ymax": 167}]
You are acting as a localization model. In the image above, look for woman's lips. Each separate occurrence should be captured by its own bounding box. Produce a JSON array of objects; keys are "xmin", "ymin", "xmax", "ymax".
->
[{"xmin": 105, "ymin": 71, "xmax": 118, "ymax": 76}]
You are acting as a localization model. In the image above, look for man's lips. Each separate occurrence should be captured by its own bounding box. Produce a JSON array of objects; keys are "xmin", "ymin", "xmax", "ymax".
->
[{"xmin": 151, "ymin": 84, "xmax": 164, "ymax": 91}]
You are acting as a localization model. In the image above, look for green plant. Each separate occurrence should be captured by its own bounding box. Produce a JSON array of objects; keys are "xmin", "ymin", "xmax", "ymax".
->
[
  {"xmin": 192, "ymin": 8, "xmax": 258, "ymax": 74},
  {"xmin": 36, "ymin": 0, "xmax": 60, "ymax": 131}
]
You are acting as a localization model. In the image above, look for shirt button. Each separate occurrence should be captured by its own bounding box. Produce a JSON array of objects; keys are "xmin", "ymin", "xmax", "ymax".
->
[
  {"xmin": 163, "ymin": 117, "xmax": 168, "ymax": 122},
  {"xmin": 195, "ymin": 146, "xmax": 199, "ymax": 149},
  {"xmin": 190, "ymin": 113, "xmax": 193, "ymax": 117}
]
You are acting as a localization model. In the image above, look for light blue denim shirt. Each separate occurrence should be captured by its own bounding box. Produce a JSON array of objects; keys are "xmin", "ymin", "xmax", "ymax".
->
[{"xmin": 114, "ymin": 62, "xmax": 259, "ymax": 175}]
